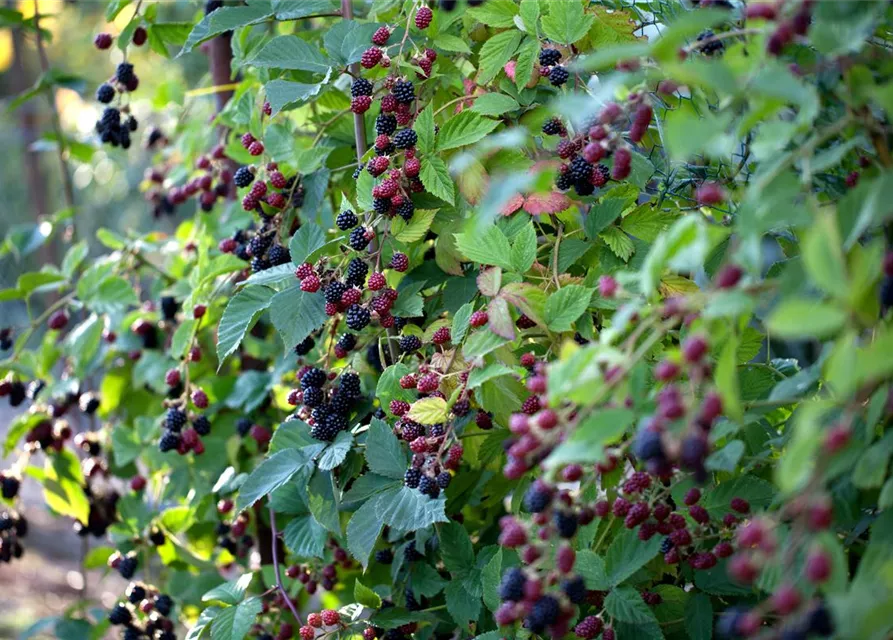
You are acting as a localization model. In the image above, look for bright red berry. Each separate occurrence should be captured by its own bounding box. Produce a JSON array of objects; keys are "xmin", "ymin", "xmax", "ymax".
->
[
  {"xmin": 130, "ymin": 475, "xmax": 147, "ymax": 491},
  {"xmin": 48, "ymin": 310, "xmax": 69, "ymax": 330},
  {"xmin": 415, "ymin": 6, "xmax": 433, "ymax": 29},
  {"xmin": 240, "ymin": 132, "xmax": 256, "ymax": 149},
  {"xmin": 94, "ymin": 33, "xmax": 113, "ymax": 49},
  {"xmin": 805, "ymin": 547, "xmax": 831, "ymax": 583},
  {"xmin": 320, "ymin": 610, "xmax": 340, "ymax": 626},
  {"xmin": 400, "ymin": 374, "xmax": 417, "ymax": 389},
  {"xmin": 360, "ymin": 47, "xmax": 383, "ymax": 69},
  {"xmin": 351, "ymin": 95, "xmax": 372, "ymax": 113},
  {"xmin": 730, "ymin": 497, "xmax": 750, "ymax": 514},
  {"xmin": 390, "ymin": 400, "xmax": 410, "ymax": 416},
  {"xmin": 248, "ymin": 141, "xmax": 264, "ymax": 156},
  {"xmin": 165, "ymin": 368, "xmax": 181, "ymax": 387},
  {"xmin": 192, "ymin": 388, "xmax": 209, "ymax": 408},
  {"xmin": 307, "ymin": 613, "xmax": 322, "ymax": 628},
  {"xmin": 301, "ymin": 275, "xmax": 321, "ymax": 293},
  {"xmin": 367, "ymin": 272, "xmax": 386, "ymax": 290},
  {"xmin": 372, "ymin": 26, "xmax": 391, "ymax": 46},
  {"xmin": 469, "ymin": 310, "xmax": 488, "ymax": 327},
  {"xmin": 771, "ymin": 583, "xmax": 801, "ymax": 615},
  {"xmin": 299, "ymin": 626, "xmax": 314, "ymax": 640},
  {"xmin": 432, "ymin": 327, "xmax": 451, "ymax": 344}
]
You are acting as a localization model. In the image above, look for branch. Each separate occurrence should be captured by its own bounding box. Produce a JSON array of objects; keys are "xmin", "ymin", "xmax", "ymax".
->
[{"xmin": 269, "ymin": 506, "xmax": 302, "ymax": 625}]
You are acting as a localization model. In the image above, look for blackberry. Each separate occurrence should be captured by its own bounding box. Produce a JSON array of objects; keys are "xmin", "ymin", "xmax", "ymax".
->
[
  {"xmin": 108, "ymin": 604, "xmax": 132, "ymax": 625},
  {"xmin": 154, "ymin": 594, "xmax": 173, "ymax": 617},
  {"xmin": 375, "ymin": 113, "xmax": 397, "ymax": 136},
  {"xmin": 236, "ymin": 417, "xmax": 252, "ymax": 436},
  {"xmin": 523, "ymin": 483, "xmax": 552, "ymax": 513},
  {"xmin": 247, "ymin": 234, "xmax": 272, "ymax": 257},
  {"xmin": 325, "ymin": 411, "xmax": 349, "ymax": 432},
  {"xmin": 193, "ymin": 415, "xmax": 211, "ymax": 436},
  {"xmin": 337, "ymin": 333, "xmax": 358, "ymax": 353},
  {"xmin": 324, "ymin": 281, "xmax": 348, "ymax": 305},
  {"xmin": 118, "ymin": 555, "xmax": 138, "ymax": 579},
  {"xmin": 234, "ymin": 166, "xmax": 254, "ymax": 188},
  {"xmin": 396, "ymin": 200, "xmax": 414, "ymax": 220},
  {"xmin": 166, "ymin": 408, "xmax": 187, "ymax": 431},
  {"xmin": 405, "ymin": 588, "xmax": 422, "ymax": 611},
  {"xmin": 404, "ymin": 468, "xmax": 422, "ymax": 488},
  {"xmin": 127, "ymin": 584, "xmax": 146, "ymax": 604},
  {"xmin": 499, "ymin": 567, "xmax": 526, "ymax": 602},
  {"xmin": 349, "ymin": 227, "xmax": 370, "ymax": 251},
  {"xmin": 161, "ymin": 296, "xmax": 178, "ymax": 320},
  {"xmin": 549, "ymin": 66, "xmax": 569, "ymax": 86},
  {"xmin": 8, "ymin": 382, "xmax": 26, "ymax": 407},
  {"xmin": 373, "ymin": 198, "xmax": 391, "ymax": 215},
  {"xmin": 562, "ymin": 575, "xmax": 586, "ymax": 604},
  {"xmin": 340, "ymin": 372, "xmax": 362, "ymax": 398},
  {"xmin": 295, "ymin": 335, "xmax": 315, "ymax": 356},
  {"xmin": 634, "ymin": 429, "xmax": 664, "ymax": 461},
  {"xmin": 96, "ymin": 83, "xmax": 115, "ymax": 104},
  {"xmin": 660, "ymin": 537, "xmax": 674, "ymax": 554},
  {"xmin": 542, "ymin": 117, "xmax": 563, "ymax": 135},
  {"xmin": 346, "ymin": 305, "xmax": 371, "ymax": 330},
  {"xmin": 436, "ymin": 472, "xmax": 451, "ymax": 488},
  {"xmin": 115, "ymin": 62, "xmax": 135, "ymax": 85},
  {"xmin": 101, "ymin": 107, "xmax": 121, "ymax": 128},
  {"xmin": 336, "ymin": 209, "xmax": 358, "ymax": 230},
  {"xmin": 1, "ymin": 477, "xmax": 20, "ymax": 499},
  {"xmin": 416, "ymin": 475, "xmax": 436, "ymax": 497},
  {"xmin": 123, "ymin": 628, "xmax": 142, "ymax": 640},
  {"xmin": 268, "ymin": 245, "xmax": 291, "ymax": 266},
  {"xmin": 539, "ymin": 48, "xmax": 562, "ymax": 66},
  {"xmin": 806, "ymin": 602, "xmax": 833, "ymax": 636},
  {"xmin": 159, "ymin": 430, "xmax": 180, "ymax": 452},
  {"xmin": 301, "ymin": 368, "xmax": 327, "ymax": 389},
  {"xmin": 328, "ymin": 391, "xmax": 353, "ymax": 415},
  {"xmin": 393, "ymin": 129, "xmax": 418, "ymax": 149},
  {"xmin": 394, "ymin": 317, "xmax": 409, "ymax": 331},
  {"xmin": 696, "ymin": 30, "xmax": 724, "ymax": 56},
  {"xmin": 404, "ymin": 540, "xmax": 423, "ymax": 561},
  {"xmin": 149, "ymin": 529, "xmax": 165, "ymax": 546},
  {"xmin": 351, "ymin": 78, "xmax": 374, "ymax": 97},
  {"xmin": 400, "ymin": 335, "xmax": 422, "ymax": 353},
  {"xmin": 375, "ymin": 548, "xmax": 394, "ymax": 564},
  {"xmin": 574, "ymin": 180, "xmax": 595, "ymax": 196},
  {"xmin": 125, "ymin": 116, "xmax": 138, "ymax": 132},
  {"xmin": 392, "ymin": 80, "xmax": 415, "ymax": 104},
  {"xmin": 250, "ymin": 256, "xmax": 271, "ymax": 272},
  {"xmin": 553, "ymin": 510, "xmax": 579, "ymax": 538},
  {"xmin": 592, "ymin": 163, "xmax": 610, "ymax": 187},
  {"xmin": 526, "ymin": 595, "xmax": 560, "ymax": 633},
  {"xmin": 346, "ymin": 257, "xmax": 369, "ymax": 286},
  {"xmin": 569, "ymin": 156, "xmax": 593, "ymax": 182},
  {"xmin": 311, "ymin": 421, "xmax": 339, "ymax": 442},
  {"xmin": 429, "ymin": 423, "xmax": 445, "ymax": 437},
  {"xmin": 352, "ymin": 164, "xmax": 365, "ymax": 179}
]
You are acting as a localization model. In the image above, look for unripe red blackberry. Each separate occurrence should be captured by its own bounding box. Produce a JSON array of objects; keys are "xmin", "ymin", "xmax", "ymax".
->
[
  {"xmin": 575, "ymin": 615, "xmax": 603, "ymax": 639},
  {"xmin": 714, "ymin": 541, "xmax": 734, "ymax": 558},
  {"xmin": 715, "ymin": 263, "xmax": 743, "ymax": 288},
  {"xmin": 805, "ymin": 547, "xmax": 831, "ymax": 583},
  {"xmin": 823, "ymin": 422, "xmax": 851, "ymax": 453},
  {"xmin": 431, "ymin": 327, "xmax": 450, "ymax": 344},
  {"xmin": 94, "ymin": 33, "xmax": 113, "ymax": 49},
  {"xmin": 191, "ymin": 388, "xmax": 209, "ymax": 408},
  {"xmin": 730, "ymin": 497, "xmax": 750, "ymax": 514},
  {"xmin": 598, "ymin": 275, "xmax": 618, "ymax": 297},
  {"xmin": 611, "ymin": 147, "xmax": 631, "ymax": 180},
  {"xmin": 269, "ymin": 171, "xmax": 287, "ymax": 189},
  {"xmin": 351, "ymin": 95, "xmax": 372, "ymax": 114},
  {"xmin": 132, "ymin": 26, "xmax": 147, "ymax": 46},
  {"xmin": 48, "ymin": 310, "xmax": 69, "ymax": 330},
  {"xmin": 240, "ymin": 132, "xmax": 255, "ymax": 149},
  {"xmin": 728, "ymin": 553, "xmax": 759, "ymax": 584},
  {"xmin": 654, "ymin": 360, "xmax": 680, "ymax": 381},
  {"xmin": 390, "ymin": 252, "xmax": 409, "ymax": 272},
  {"xmin": 417, "ymin": 373, "xmax": 439, "ymax": 393},
  {"xmin": 248, "ymin": 141, "xmax": 264, "ymax": 156},
  {"xmin": 360, "ymin": 47, "xmax": 383, "ymax": 68},
  {"xmin": 771, "ymin": 583, "xmax": 801, "ymax": 615},
  {"xmin": 521, "ymin": 395, "xmax": 540, "ymax": 415},
  {"xmin": 299, "ymin": 627, "xmax": 314, "ymax": 640},
  {"xmin": 696, "ymin": 181, "xmax": 726, "ymax": 205},
  {"xmin": 682, "ymin": 335, "xmax": 709, "ymax": 363},
  {"xmin": 415, "ymin": 6, "xmax": 433, "ymax": 29},
  {"xmin": 130, "ymin": 475, "xmax": 147, "ymax": 491},
  {"xmin": 372, "ymin": 26, "xmax": 391, "ymax": 45},
  {"xmin": 263, "ymin": 101, "xmax": 272, "ymax": 116}
]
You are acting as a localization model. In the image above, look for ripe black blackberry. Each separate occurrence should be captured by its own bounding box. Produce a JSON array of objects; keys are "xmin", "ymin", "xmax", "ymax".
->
[
  {"xmin": 302, "ymin": 386, "xmax": 324, "ymax": 408},
  {"xmin": 405, "ymin": 589, "xmax": 421, "ymax": 611},
  {"xmin": 352, "ymin": 164, "xmax": 365, "ymax": 179},
  {"xmin": 260, "ymin": 245, "xmax": 284, "ymax": 266},
  {"xmin": 340, "ymin": 372, "xmax": 362, "ymax": 398},
  {"xmin": 396, "ymin": 200, "xmax": 414, "ymax": 221},
  {"xmin": 548, "ymin": 66, "xmax": 569, "ymax": 87},
  {"xmin": 234, "ymin": 166, "xmax": 254, "ymax": 188},
  {"xmin": 542, "ymin": 117, "xmax": 563, "ymax": 135},
  {"xmin": 392, "ymin": 80, "xmax": 415, "ymax": 104},
  {"xmin": 346, "ymin": 258, "xmax": 369, "ymax": 286},
  {"xmin": 127, "ymin": 583, "xmax": 146, "ymax": 604},
  {"xmin": 373, "ymin": 198, "xmax": 391, "ymax": 216},
  {"xmin": 404, "ymin": 468, "xmax": 421, "ymax": 488},
  {"xmin": 149, "ymin": 529, "xmax": 166, "ymax": 546},
  {"xmin": 553, "ymin": 510, "xmax": 579, "ymax": 538},
  {"xmin": 311, "ymin": 420, "xmax": 339, "ymax": 442},
  {"xmin": 526, "ymin": 595, "xmax": 560, "ymax": 633},
  {"xmin": 375, "ymin": 548, "xmax": 394, "ymax": 564},
  {"xmin": 295, "ymin": 335, "xmax": 315, "ymax": 356},
  {"xmin": 376, "ymin": 142, "xmax": 396, "ymax": 157},
  {"xmin": 328, "ymin": 391, "xmax": 353, "ymax": 416},
  {"xmin": 159, "ymin": 430, "xmax": 180, "ymax": 452},
  {"xmin": 351, "ymin": 78, "xmax": 374, "ymax": 97},
  {"xmin": 568, "ymin": 156, "xmax": 592, "ymax": 182},
  {"xmin": 436, "ymin": 472, "xmax": 451, "ymax": 488},
  {"xmin": 96, "ymin": 83, "xmax": 115, "ymax": 104},
  {"xmin": 349, "ymin": 227, "xmax": 370, "ymax": 251},
  {"xmin": 539, "ymin": 48, "xmax": 562, "ymax": 66},
  {"xmin": 155, "ymin": 594, "xmax": 174, "ymax": 616},
  {"xmin": 399, "ymin": 335, "xmax": 421, "ymax": 353},
  {"xmin": 1, "ymin": 477, "xmax": 20, "ymax": 499},
  {"xmin": 336, "ymin": 333, "xmax": 357, "ymax": 352},
  {"xmin": 166, "ymin": 407, "xmax": 187, "ymax": 431},
  {"xmin": 161, "ymin": 296, "xmax": 178, "ymax": 320},
  {"xmin": 574, "ymin": 180, "xmax": 595, "ymax": 196},
  {"xmin": 696, "ymin": 30, "xmax": 724, "ymax": 55},
  {"xmin": 523, "ymin": 483, "xmax": 552, "ymax": 513},
  {"xmin": 499, "ymin": 567, "xmax": 525, "ymax": 602},
  {"xmin": 325, "ymin": 411, "xmax": 349, "ymax": 432},
  {"xmin": 247, "ymin": 234, "xmax": 272, "ymax": 257},
  {"xmin": 336, "ymin": 209, "xmax": 358, "ymax": 230},
  {"xmin": 324, "ymin": 281, "xmax": 347, "ymax": 305},
  {"xmin": 115, "ymin": 62, "xmax": 135, "ymax": 85},
  {"xmin": 250, "ymin": 256, "xmax": 271, "ymax": 272},
  {"xmin": 429, "ymin": 423, "xmax": 445, "ymax": 437},
  {"xmin": 193, "ymin": 415, "xmax": 211, "ymax": 436},
  {"xmin": 394, "ymin": 316, "xmax": 409, "ymax": 331},
  {"xmin": 660, "ymin": 537, "xmax": 674, "ymax": 554},
  {"xmin": 346, "ymin": 304, "xmax": 371, "ymax": 330},
  {"xmin": 418, "ymin": 475, "xmax": 438, "ymax": 498},
  {"xmin": 376, "ymin": 113, "xmax": 397, "ymax": 136},
  {"xmin": 301, "ymin": 367, "xmax": 327, "ymax": 389},
  {"xmin": 108, "ymin": 604, "xmax": 131, "ymax": 626},
  {"xmin": 393, "ymin": 129, "xmax": 418, "ymax": 149},
  {"xmin": 125, "ymin": 116, "xmax": 138, "ymax": 132},
  {"xmin": 404, "ymin": 540, "xmax": 423, "ymax": 561},
  {"xmin": 236, "ymin": 417, "xmax": 252, "ymax": 436},
  {"xmin": 562, "ymin": 575, "xmax": 586, "ymax": 604},
  {"xmin": 118, "ymin": 554, "xmax": 138, "ymax": 579}
]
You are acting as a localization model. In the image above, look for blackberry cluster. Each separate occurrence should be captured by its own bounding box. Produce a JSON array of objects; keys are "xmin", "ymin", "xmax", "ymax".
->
[
  {"xmin": 542, "ymin": 117, "xmax": 564, "ymax": 136},
  {"xmin": 392, "ymin": 80, "xmax": 415, "ymax": 104},
  {"xmin": 95, "ymin": 107, "xmax": 136, "ymax": 148},
  {"xmin": 108, "ymin": 581, "xmax": 178, "ymax": 639},
  {"xmin": 268, "ymin": 244, "xmax": 291, "ymax": 266},
  {"xmin": 499, "ymin": 567, "xmax": 525, "ymax": 601},
  {"xmin": 0, "ymin": 509, "xmax": 26, "ymax": 563},
  {"xmin": 304, "ymin": 370, "xmax": 364, "ymax": 442},
  {"xmin": 336, "ymin": 209, "xmax": 358, "ymax": 230},
  {"xmin": 396, "ymin": 200, "xmax": 414, "ymax": 221},
  {"xmin": 525, "ymin": 594, "xmax": 560, "ymax": 633},
  {"xmin": 294, "ymin": 335, "xmax": 315, "ymax": 356}
]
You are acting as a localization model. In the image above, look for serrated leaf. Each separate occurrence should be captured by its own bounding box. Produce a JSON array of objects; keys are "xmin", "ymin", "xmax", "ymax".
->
[
  {"xmin": 452, "ymin": 302, "xmax": 474, "ymax": 344},
  {"xmin": 544, "ymin": 285, "xmax": 592, "ymax": 332},
  {"xmin": 766, "ymin": 298, "xmax": 846, "ymax": 339},
  {"xmin": 42, "ymin": 449, "xmax": 90, "ymax": 525},
  {"xmin": 203, "ymin": 574, "xmax": 255, "ymax": 605},
  {"xmin": 439, "ymin": 521, "xmax": 476, "ymax": 576},
  {"xmin": 317, "ymin": 431, "xmax": 353, "ymax": 470},
  {"xmin": 455, "ymin": 226, "xmax": 513, "ymax": 271},
  {"xmin": 415, "ymin": 103, "xmax": 435, "ymax": 155},
  {"xmin": 366, "ymin": 417, "xmax": 409, "ymax": 479},
  {"xmin": 283, "ymin": 514, "xmax": 327, "ymax": 558},
  {"xmin": 471, "ymin": 93, "xmax": 520, "ymax": 116},
  {"xmin": 585, "ymin": 198, "xmax": 627, "ymax": 238},
  {"xmin": 248, "ymin": 35, "xmax": 331, "ymax": 74},
  {"xmin": 433, "ymin": 33, "xmax": 472, "ymax": 53},
  {"xmin": 355, "ymin": 579, "xmax": 382, "ymax": 609},
  {"xmin": 685, "ymin": 593, "xmax": 713, "ymax": 640},
  {"xmin": 600, "ymin": 226, "xmax": 635, "ymax": 262},
  {"xmin": 605, "ymin": 529, "xmax": 663, "ymax": 586},
  {"xmin": 541, "ymin": 0, "xmax": 594, "ymax": 44},
  {"xmin": 346, "ymin": 498, "xmax": 385, "ymax": 568},
  {"xmin": 467, "ymin": 0, "xmax": 518, "ymax": 28},
  {"xmin": 263, "ymin": 78, "xmax": 328, "ymax": 116},
  {"xmin": 487, "ymin": 297, "xmax": 516, "ymax": 340},
  {"xmin": 182, "ymin": 2, "xmax": 273, "ymax": 53},
  {"xmin": 478, "ymin": 30, "xmax": 524, "ymax": 85},
  {"xmin": 236, "ymin": 448, "xmax": 313, "ymax": 511},
  {"xmin": 466, "ymin": 363, "xmax": 517, "ymax": 390},
  {"xmin": 209, "ymin": 597, "xmax": 262, "ymax": 640},
  {"xmin": 605, "ymin": 586, "xmax": 660, "ymax": 624},
  {"xmin": 407, "ymin": 397, "xmax": 448, "ymax": 425},
  {"xmin": 621, "ymin": 205, "xmax": 678, "ymax": 242},
  {"xmin": 445, "ymin": 578, "xmax": 482, "ymax": 625},
  {"xmin": 510, "ymin": 222, "xmax": 537, "ymax": 273},
  {"xmin": 268, "ymin": 285, "xmax": 328, "ymax": 355},
  {"xmin": 289, "ymin": 223, "xmax": 327, "ymax": 266},
  {"xmin": 374, "ymin": 485, "xmax": 448, "ymax": 530},
  {"xmin": 436, "ymin": 111, "xmax": 500, "ymax": 152},
  {"xmin": 420, "ymin": 155, "xmax": 455, "ymax": 205},
  {"xmin": 477, "ymin": 267, "xmax": 503, "ymax": 297},
  {"xmin": 513, "ymin": 35, "xmax": 539, "ymax": 90},
  {"xmin": 392, "ymin": 209, "xmax": 437, "ymax": 243}
]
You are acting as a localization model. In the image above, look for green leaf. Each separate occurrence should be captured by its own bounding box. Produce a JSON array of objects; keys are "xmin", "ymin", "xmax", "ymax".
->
[
  {"xmin": 263, "ymin": 78, "xmax": 328, "ymax": 116},
  {"xmin": 366, "ymin": 417, "xmax": 409, "ymax": 479},
  {"xmin": 216, "ymin": 286, "xmax": 275, "ymax": 367},
  {"xmin": 377, "ymin": 364, "xmax": 416, "ymax": 415},
  {"xmin": 541, "ymin": 0, "xmax": 594, "ymax": 45},
  {"xmin": 477, "ymin": 30, "xmax": 524, "ymax": 85},
  {"xmin": 605, "ymin": 586, "xmax": 660, "ymax": 623},
  {"xmin": 203, "ymin": 574, "xmax": 255, "ymax": 605},
  {"xmin": 5, "ymin": 413, "xmax": 49, "ymax": 456},
  {"xmin": 605, "ymin": 530, "xmax": 663, "ymax": 586},
  {"xmin": 600, "ymin": 226, "xmax": 635, "ymax": 262},
  {"xmin": 407, "ymin": 397, "xmax": 448, "ymax": 425},
  {"xmin": 802, "ymin": 214, "xmax": 848, "ymax": 299},
  {"xmin": 247, "ymin": 35, "xmax": 330, "ymax": 73},
  {"xmin": 392, "ymin": 209, "xmax": 437, "ymax": 244},
  {"xmin": 545, "ymin": 285, "xmax": 592, "ymax": 332},
  {"xmin": 715, "ymin": 333, "xmax": 742, "ymax": 423},
  {"xmin": 514, "ymin": 36, "xmax": 539, "ymax": 90},
  {"xmin": 482, "ymin": 549, "xmax": 506, "ymax": 611},
  {"xmin": 471, "ymin": 93, "xmax": 520, "ymax": 117},
  {"xmin": 487, "ymin": 296, "xmax": 516, "ymax": 340},
  {"xmin": 576, "ymin": 550, "xmax": 610, "ymax": 590},
  {"xmin": 273, "ymin": 0, "xmax": 338, "ymax": 20},
  {"xmin": 268, "ymin": 285, "xmax": 328, "ymax": 355},
  {"xmin": 585, "ymin": 198, "xmax": 627, "ymax": 239},
  {"xmin": 282, "ymin": 514, "xmax": 327, "ymax": 558},
  {"xmin": 87, "ymin": 276, "xmax": 139, "ymax": 314},
  {"xmin": 415, "ymin": 103, "xmax": 436, "ymax": 155},
  {"xmin": 209, "ymin": 597, "xmax": 262, "ymax": 640},
  {"xmin": 433, "ymin": 33, "xmax": 472, "ymax": 54},
  {"xmin": 374, "ymin": 485, "xmax": 448, "ymax": 530},
  {"xmin": 317, "ymin": 430, "xmax": 353, "ymax": 471},
  {"xmin": 182, "ymin": 2, "xmax": 274, "ymax": 53},
  {"xmin": 685, "ymin": 593, "xmax": 713, "ymax": 640},
  {"xmin": 546, "ymin": 407, "xmax": 634, "ymax": 468},
  {"xmin": 455, "ymin": 226, "xmax": 513, "ymax": 271},
  {"xmin": 705, "ymin": 439, "xmax": 745, "ymax": 472},
  {"xmin": 346, "ymin": 498, "xmax": 385, "ymax": 568},
  {"xmin": 519, "ymin": 0, "xmax": 540, "ymax": 33},
  {"xmin": 439, "ymin": 521, "xmax": 475, "ymax": 577},
  {"xmin": 436, "ymin": 111, "xmax": 500, "ymax": 152},
  {"xmin": 42, "ymin": 449, "xmax": 90, "ymax": 525},
  {"xmin": 445, "ymin": 578, "xmax": 482, "ymax": 625},
  {"xmin": 510, "ymin": 222, "xmax": 537, "ymax": 273},
  {"xmin": 467, "ymin": 0, "xmax": 518, "ymax": 28},
  {"xmin": 355, "ymin": 579, "xmax": 383, "ymax": 609},
  {"xmin": 696, "ymin": 475, "xmax": 777, "ymax": 517},
  {"xmin": 236, "ymin": 448, "xmax": 313, "ymax": 511},
  {"xmin": 766, "ymin": 298, "xmax": 847, "ymax": 340},
  {"xmin": 111, "ymin": 424, "xmax": 142, "ymax": 467},
  {"xmin": 467, "ymin": 363, "xmax": 518, "ymax": 390},
  {"xmin": 452, "ymin": 302, "xmax": 474, "ymax": 345},
  {"xmin": 324, "ymin": 20, "xmax": 383, "ymax": 66},
  {"xmin": 289, "ymin": 223, "xmax": 328, "ymax": 266},
  {"xmin": 419, "ymin": 155, "xmax": 455, "ymax": 205}
]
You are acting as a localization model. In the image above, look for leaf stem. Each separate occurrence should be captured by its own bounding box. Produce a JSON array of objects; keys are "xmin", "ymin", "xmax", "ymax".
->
[{"xmin": 269, "ymin": 505, "xmax": 303, "ymax": 625}]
